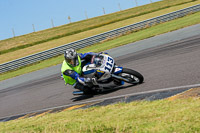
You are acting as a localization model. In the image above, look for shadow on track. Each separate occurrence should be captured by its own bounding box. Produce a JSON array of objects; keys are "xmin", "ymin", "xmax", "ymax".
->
[{"xmin": 71, "ymin": 84, "xmax": 137, "ymax": 102}]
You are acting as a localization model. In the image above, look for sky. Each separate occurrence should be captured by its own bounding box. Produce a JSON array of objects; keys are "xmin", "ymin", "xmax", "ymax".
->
[{"xmin": 0, "ymin": 0, "xmax": 161, "ymax": 40}]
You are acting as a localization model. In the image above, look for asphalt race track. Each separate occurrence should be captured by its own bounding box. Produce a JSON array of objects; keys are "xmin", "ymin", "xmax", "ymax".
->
[{"xmin": 0, "ymin": 24, "xmax": 200, "ymax": 118}]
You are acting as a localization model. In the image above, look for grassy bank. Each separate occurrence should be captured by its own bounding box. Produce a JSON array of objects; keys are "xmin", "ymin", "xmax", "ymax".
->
[
  {"xmin": 0, "ymin": 0, "xmax": 197, "ymax": 53},
  {"xmin": 0, "ymin": 0, "xmax": 200, "ymax": 64},
  {"xmin": 1, "ymin": 98, "xmax": 200, "ymax": 132},
  {"xmin": 0, "ymin": 11, "xmax": 200, "ymax": 81}
]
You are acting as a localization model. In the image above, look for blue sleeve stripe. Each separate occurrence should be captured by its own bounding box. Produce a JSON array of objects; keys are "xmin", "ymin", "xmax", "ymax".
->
[{"xmin": 69, "ymin": 71, "xmax": 80, "ymax": 81}]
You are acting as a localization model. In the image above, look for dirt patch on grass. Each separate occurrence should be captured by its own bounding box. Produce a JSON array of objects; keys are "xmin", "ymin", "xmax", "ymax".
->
[{"xmin": 168, "ymin": 87, "xmax": 200, "ymax": 101}]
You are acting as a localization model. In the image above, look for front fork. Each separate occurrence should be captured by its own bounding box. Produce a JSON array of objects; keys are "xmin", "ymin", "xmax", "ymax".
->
[
  {"xmin": 111, "ymin": 66, "xmax": 129, "ymax": 82},
  {"xmin": 111, "ymin": 74, "xmax": 129, "ymax": 82}
]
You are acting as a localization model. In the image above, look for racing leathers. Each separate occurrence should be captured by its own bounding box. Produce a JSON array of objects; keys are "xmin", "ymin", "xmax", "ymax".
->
[{"xmin": 61, "ymin": 52, "xmax": 98, "ymax": 90}]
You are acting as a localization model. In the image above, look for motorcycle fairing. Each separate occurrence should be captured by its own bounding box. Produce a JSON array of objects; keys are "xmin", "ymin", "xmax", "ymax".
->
[
  {"xmin": 113, "ymin": 66, "xmax": 123, "ymax": 75},
  {"xmin": 96, "ymin": 70, "xmax": 105, "ymax": 78},
  {"xmin": 83, "ymin": 69, "xmax": 96, "ymax": 75}
]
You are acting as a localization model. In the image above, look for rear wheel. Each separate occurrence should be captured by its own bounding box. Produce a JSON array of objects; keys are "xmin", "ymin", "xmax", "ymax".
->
[{"xmin": 120, "ymin": 68, "xmax": 144, "ymax": 84}]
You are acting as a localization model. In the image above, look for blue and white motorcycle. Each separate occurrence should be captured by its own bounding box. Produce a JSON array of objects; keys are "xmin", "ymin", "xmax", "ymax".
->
[{"xmin": 76, "ymin": 53, "xmax": 144, "ymax": 95}]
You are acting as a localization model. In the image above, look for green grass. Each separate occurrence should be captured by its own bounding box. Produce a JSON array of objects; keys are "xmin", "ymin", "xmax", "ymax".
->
[
  {"xmin": 1, "ymin": 0, "xmax": 200, "ymax": 64},
  {"xmin": 1, "ymin": 98, "xmax": 200, "ymax": 132},
  {"xmin": 0, "ymin": 0, "xmax": 198, "ymax": 54},
  {"xmin": 0, "ymin": 11, "xmax": 200, "ymax": 81}
]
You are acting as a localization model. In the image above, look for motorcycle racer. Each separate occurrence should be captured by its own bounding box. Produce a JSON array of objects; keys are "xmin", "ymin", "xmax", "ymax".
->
[
  {"xmin": 61, "ymin": 48, "xmax": 100, "ymax": 92},
  {"xmin": 61, "ymin": 48, "xmax": 144, "ymax": 95}
]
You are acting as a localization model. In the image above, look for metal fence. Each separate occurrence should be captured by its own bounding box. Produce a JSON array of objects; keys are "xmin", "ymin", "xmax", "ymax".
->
[{"xmin": 0, "ymin": 4, "xmax": 200, "ymax": 73}]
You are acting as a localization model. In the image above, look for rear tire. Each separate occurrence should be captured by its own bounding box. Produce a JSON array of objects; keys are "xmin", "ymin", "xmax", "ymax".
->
[{"xmin": 121, "ymin": 68, "xmax": 144, "ymax": 84}]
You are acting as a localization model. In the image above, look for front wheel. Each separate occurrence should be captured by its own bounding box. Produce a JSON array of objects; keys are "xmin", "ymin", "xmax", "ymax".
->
[{"xmin": 120, "ymin": 68, "xmax": 144, "ymax": 84}]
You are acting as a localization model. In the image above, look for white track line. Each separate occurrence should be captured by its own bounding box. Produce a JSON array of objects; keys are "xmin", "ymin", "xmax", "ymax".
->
[{"xmin": 1, "ymin": 83, "xmax": 200, "ymax": 120}]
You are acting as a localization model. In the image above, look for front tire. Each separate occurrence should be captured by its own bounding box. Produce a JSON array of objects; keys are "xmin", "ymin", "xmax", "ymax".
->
[{"xmin": 120, "ymin": 68, "xmax": 144, "ymax": 84}]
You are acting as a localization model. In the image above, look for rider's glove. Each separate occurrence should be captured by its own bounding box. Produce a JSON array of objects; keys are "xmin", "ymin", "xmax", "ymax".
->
[
  {"xmin": 84, "ymin": 77, "xmax": 94, "ymax": 88},
  {"xmin": 84, "ymin": 77, "xmax": 92, "ymax": 83},
  {"xmin": 78, "ymin": 77, "xmax": 97, "ymax": 86},
  {"xmin": 85, "ymin": 77, "xmax": 98, "ymax": 86},
  {"xmin": 91, "ymin": 77, "xmax": 98, "ymax": 85},
  {"xmin": 77, "ymin": 77, "xmax": 91, "ymax": 85}
]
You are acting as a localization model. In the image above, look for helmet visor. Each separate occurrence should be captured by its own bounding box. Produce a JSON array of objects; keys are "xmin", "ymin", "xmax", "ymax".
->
[{"xmin": 66, "ymin": 57, "xmax": 78, "ymax": 67}]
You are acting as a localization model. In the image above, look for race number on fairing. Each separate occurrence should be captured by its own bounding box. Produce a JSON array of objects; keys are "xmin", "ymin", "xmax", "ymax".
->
[{"xmin": 104, "ymin": 56, "xmax": 114, "ymax": 72}]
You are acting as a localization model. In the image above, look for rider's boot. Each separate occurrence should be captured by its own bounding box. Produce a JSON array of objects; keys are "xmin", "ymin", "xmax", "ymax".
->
[{"xmin": 72, "ymin": 82, "xmax": 91, "ymax": 95}]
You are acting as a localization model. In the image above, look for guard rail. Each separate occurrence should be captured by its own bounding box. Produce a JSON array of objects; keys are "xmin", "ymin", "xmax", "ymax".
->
[{"xmin": 0, "ymin": 4, "xmax": 200, "ymax": 73}]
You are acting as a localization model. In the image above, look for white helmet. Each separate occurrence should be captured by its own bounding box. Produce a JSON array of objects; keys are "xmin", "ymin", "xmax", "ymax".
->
[{"xmin": 64, "ymin": 48, "xmax": 79, "ymax": 67}]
